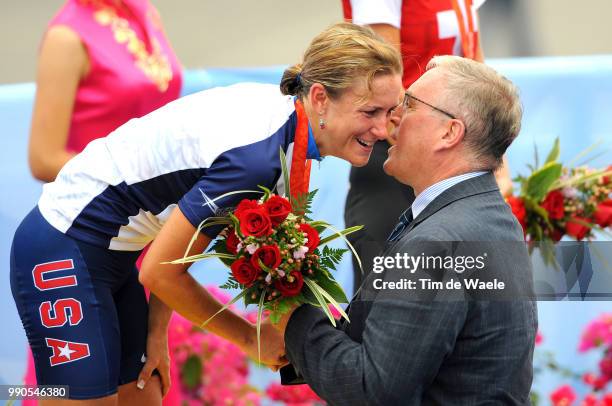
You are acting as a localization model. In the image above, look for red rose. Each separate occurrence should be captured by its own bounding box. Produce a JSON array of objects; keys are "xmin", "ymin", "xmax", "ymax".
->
[
  {"xmin": 299, "ymin": 223, "xmax": 320, "ymax": 253},
  {"xmin": 230, "ymin": 257, "xmax": 259, "ymax": 286},
  {"xmin": 274, "ymin": 270, "xmax": 304, "ymax": 297},
  {"xmin": 506, "ymin": 196, "xmax": 527, "ymax": 231},
  {"xmin": 250, "ymin": 245, "xmax": 282, "ymax": 271},
  {"xmin": 238, "ymin": 208, "xmax": 272, "ymax": 237},
  {"xmin": 540, "ymin": 190, "xmax": 565, "ymax": 220},
  {"xmin": 225, "ymin": 228, "xmax": 240, "ymax": 254},
  {"xmin": 594, "ymin": 199, "xmax": 612, "ymax": 228},
  {"xmin": 234, "ymin": 199, "xmax": 260, "ymax": 217},
  {"xmin": 264, "ymin": 195, "xmax": 292, "ymax": 226},
  {"xmin": 565, "ymin": 216, "xmax": 592, "ymax": 240},
  {"xmin": 550, "ymin": 228, "xmax": 564, "ymax": 242}
]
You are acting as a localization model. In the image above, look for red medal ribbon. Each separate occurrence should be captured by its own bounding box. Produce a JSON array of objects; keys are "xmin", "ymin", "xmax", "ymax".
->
[
  {"xmin": 290, "ymin": 99, "xmax": 312, "ymax": 202},
  {"xmin": 451, "ymin": 0, "xmax": 476, "ymax": 60}
]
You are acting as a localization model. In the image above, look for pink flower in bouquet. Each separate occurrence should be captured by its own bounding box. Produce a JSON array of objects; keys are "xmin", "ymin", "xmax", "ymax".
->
[
  {"xmin": 238, "ymin": 208, "xmax": 273, "ymax": 237},
  {"xmin": 299, "ymin": 223, "xmax": 320, "ymax": 252},
  {"xmin": 562, "ymin": 186, "xmax": 579, "ymax": 199},
  {"xmin": 275, "ymin": 270, "xmax": 304, "ymax": 297},
  {"xmin": 264, "ymin": 195, "xmax": 292, "ymax": 226},
  {"xmin": 541, "ymin": 190, "xmax": 566, "ymax": 220},
  {"xmin": 231, "ymin": 258, "xmax": 260, "ymax": 286},
  {"xmin": 566, "ymin": 216, "xmax": 592, "ymax": 240},
  {"xmin": 250, "ymin": 244, "xmax": 282, "ymax": 271},
  {"xmin": 550, "ymin": 384, "xmax": 577, "ymax": 406},
  {"xmin": 293, "ymin": 245, "xmax": 309, "ymax": 259},
  {"xmin": 594, "ymin": 199, "xmax": 612, "ymax": 228},
  {"xmin": 225, "ymin": 228, "xmax": 241, "ymax": 254},
  {"xmin": 506, "ymin": 196, "xmax": 527, "ymax": 231}
]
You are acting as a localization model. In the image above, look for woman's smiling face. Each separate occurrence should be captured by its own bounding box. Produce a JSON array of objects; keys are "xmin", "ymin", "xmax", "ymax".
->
[{"xmin": 315, "ymin": 73, "xmax": 403, "ymax": 167}]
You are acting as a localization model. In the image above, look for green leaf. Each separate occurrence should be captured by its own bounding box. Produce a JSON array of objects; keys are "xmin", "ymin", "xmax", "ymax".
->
[
  {"xmin": 180, "ymin": 355, "xmax": 202, "ymax": 390},
  {"xmin": 525, "ymin": 162, "xmax": 562, "ymax": 202},
  {"xmin": 319, "ymin": 225, "xmax": 364, "ymax": 246},
  {"xmin": 544, "ymin": 137, "xmax": 560, "ymax": 164},
  {"xmin": 315, "ymin": 274, "xmax": 349, "ymax": 303},
  {"xmin": 300, "ymin": 286, "xmax": 319, "ymax": 306},
  {"xmin": 258, "ymin": 185, "xmax": 272, "ymax": 201},
  {"xmin": 275, "ymin": 297, "xmax": 295, "ymax": 314},
  {"xmin": 219, "ymin": 276, "xmax": 240, "ymax": 290},
  {"xmin": 243, "ymin": 286, "xmax": 262, "ymax": 305},
  {"xmin": 279, "ymin": 147, "xmax": 291, "ymax": 201},
  {"xmin": 292, "ymin": 190, "xmax": 318, "ymax": 216},
  {"xmin": 566, "ymin": 139, "xmax": 604, "ymax": 167},
  {"xmin": 534, "ymin": 223, "xmax": 543, "ymax": 242},
  {"xmin": 552, "ymin": 168, "xmax": 612, "ymax": 190},
  {"xmin": 303, "ymin": 279, "xmax": 337, "ymax": 327},
  {"xmin": 269, "ymin": 310, "xmax": 281, "ymax": 324},
  {"xmin": 200, "ymin": 288, "xmax": 249, "ymax": 329},
  {"xmin": 256, "ymin": 291, "xmax": 266, "ymax": 364},
  {"xmin": 306, "ymin": 278, "xmax": 349, "ymax": 320},
  {"xmin": 183, "ymin": 217, "xmax": 231, "ymax": 259},
  {"xmin": 163, "ymin": 252, "xmax": 236, "ymax": 265},
  {"xmin": 315, "ymin": 223, "xmax": 364, "ymax": 275}
]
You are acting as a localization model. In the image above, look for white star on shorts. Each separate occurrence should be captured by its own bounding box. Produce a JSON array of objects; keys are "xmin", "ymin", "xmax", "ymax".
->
[{"xmin": 58, "ymin": 343, "xmax": 76, "ymax": 360}]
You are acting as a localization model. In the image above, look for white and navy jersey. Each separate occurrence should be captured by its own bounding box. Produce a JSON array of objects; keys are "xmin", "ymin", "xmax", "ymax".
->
[{"xmin": 39, "ymin": 83, "xmax": 300, "ymax": 251}]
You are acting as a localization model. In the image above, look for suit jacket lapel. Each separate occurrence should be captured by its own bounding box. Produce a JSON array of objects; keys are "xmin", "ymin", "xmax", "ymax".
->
[{"xmin": 403, "ymin": 172, "xmax": 500, "ymax": 235}]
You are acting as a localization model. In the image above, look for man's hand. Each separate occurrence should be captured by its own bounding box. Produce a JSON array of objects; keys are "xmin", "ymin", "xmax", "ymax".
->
[{"xmin": 137, "ymin": 329, "xmax": 171, "ymax": 397}]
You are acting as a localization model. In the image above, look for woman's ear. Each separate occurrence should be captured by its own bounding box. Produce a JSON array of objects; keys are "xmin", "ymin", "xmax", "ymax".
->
[{"xmin": 308, "ymin": 83, "xmax": 328, "ymax": 114}]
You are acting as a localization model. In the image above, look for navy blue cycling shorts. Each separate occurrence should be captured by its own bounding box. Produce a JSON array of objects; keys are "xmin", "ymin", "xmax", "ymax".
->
[{"xmin": 10, "ymin": 207, "xmax": 149, "ymax": 399}]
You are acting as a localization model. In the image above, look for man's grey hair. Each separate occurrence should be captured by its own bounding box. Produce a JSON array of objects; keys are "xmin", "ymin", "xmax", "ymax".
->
[{"xmin": 426, "ymin": 55, "xmax": 523, "ymax": 170}]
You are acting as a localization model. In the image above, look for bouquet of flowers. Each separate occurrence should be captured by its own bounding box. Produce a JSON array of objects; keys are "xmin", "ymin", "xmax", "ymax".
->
[
  {"xmin": 506, "ymin": 138, "xmax": 612, "ymax": 243},
  {"xmin": 169, "ymin": 149, "xmax": 360, "ymax": 359}
]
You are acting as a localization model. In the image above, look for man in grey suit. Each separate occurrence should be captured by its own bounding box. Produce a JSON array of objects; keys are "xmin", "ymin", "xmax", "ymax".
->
[{"xmin": 276, "ymin": 55, "xmax": 538, "ymax": 405}]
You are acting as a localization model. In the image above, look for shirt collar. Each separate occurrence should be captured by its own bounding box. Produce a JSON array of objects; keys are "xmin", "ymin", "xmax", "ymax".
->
[{"xmin": 411, "ymin": 171, "xmax": 488, "ymax": 219}]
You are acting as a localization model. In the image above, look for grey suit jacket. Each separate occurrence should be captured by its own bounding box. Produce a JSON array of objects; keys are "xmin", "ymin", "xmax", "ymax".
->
[{"xmin": 284, "ymin": 172, "xmax": 538, "ymax": 405}]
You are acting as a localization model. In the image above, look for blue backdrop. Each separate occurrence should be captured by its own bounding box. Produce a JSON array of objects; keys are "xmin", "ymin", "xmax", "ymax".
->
[{"xmin": 1, "ymin": 56, "xmax": 611, "ymax": 399}]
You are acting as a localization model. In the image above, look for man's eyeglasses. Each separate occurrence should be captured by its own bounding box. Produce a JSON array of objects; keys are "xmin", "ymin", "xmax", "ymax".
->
[{"xmin": 400, "ymin": 92, "xmax": 457, "ymax": 119}]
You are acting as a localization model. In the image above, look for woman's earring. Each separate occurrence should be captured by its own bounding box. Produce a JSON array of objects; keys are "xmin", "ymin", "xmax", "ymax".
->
[{"xmin": 319, "ymin": 118, "xmax": 326, "ymax": 130}]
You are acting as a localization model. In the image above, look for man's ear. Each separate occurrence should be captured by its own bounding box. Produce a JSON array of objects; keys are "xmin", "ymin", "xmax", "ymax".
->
[
  {"xmin": 308, "ymin": 83, "xmax": 329, "ymax": 114},
  {"xmin": 440, "ymin": 118, "xmax": 466, "ymax": 149}
]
